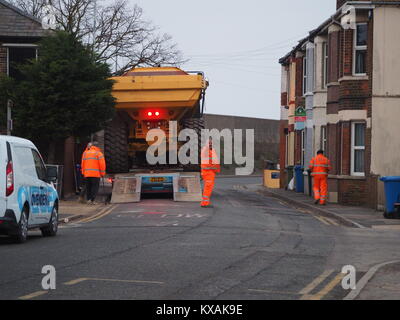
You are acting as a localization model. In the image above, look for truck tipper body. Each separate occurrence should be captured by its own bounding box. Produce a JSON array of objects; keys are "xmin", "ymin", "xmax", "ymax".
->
[{"xmin": 102, "ymin": 67, "xmax": 208, "ymax": 198}]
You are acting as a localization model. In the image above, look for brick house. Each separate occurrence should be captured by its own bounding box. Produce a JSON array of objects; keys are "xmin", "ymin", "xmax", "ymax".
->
[
  {"xmin": 279, "ymin": 0, "xmax": 400, "ymax": 211},
  {"xmin": 0, "ymin": 0, "xmax": 47, "ymax": 80},
  {"xmin": 0, "ymin": 0, "xmax": 48, "ymax": 133}
]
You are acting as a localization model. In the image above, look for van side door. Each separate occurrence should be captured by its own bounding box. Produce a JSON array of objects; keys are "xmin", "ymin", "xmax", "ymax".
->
[
  {"xmin": 0, "ymin": 141, "xmax": 6, "ymax": 216},
  {"xmin": 31, "ymin": 149, "xmax": 52, "ymax": 223},
  {"xmin": 12, "ymin": 146, "xmax": 42, "ymax": 225}
]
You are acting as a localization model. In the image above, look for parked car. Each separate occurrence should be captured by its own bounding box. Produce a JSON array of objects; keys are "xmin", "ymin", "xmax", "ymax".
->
[{"xmin": 0, "ymin": 135, "xmax": 59, "ymax": 243}]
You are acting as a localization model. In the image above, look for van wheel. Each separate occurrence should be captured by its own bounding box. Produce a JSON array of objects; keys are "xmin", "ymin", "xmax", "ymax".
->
[
  {"xmin": 13, "ymin": 208, "xmax": 28, "ymax": 244},
  {"xmin": 41, "ymin": 206, "xmax": 58, "ymax": 237}
]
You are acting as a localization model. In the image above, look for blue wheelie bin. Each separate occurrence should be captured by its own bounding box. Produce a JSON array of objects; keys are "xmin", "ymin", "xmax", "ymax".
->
[
  {"xmin": 294, "ymin": 165, "xmax": 305, "ymax": 193},
  {"xmin": 380, "ymin": 176, "xmax": 400, "ymax": 219}
]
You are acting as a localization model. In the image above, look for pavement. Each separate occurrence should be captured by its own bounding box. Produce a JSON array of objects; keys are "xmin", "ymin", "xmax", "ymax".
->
[
  {"xmin": 1, "ymin": 176, "xmax": 400, "ymax": 301},
  {"xmin": 356, "ymin": 261, "xmax": 400, "ymax": 300},
  {"xmin": 59, "ymin": 199, "xmax": 108, "ymax": 224},
  {"xmin": 257, "ymin": 186, "xmax": 400, "ymax": 230},
  {"xmin": 59, "ymin": 181, "xmax": 113, "ymax": 223}
]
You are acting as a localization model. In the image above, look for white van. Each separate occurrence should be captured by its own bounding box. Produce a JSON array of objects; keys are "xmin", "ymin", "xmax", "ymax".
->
[{"xmin": 0, "ymin": 135, "xmax": 59, "ymax": 243}]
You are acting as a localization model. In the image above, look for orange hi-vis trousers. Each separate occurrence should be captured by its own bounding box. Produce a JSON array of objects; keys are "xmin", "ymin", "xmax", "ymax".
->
[
  {"xmin": 201, "ymin": 170, "xmax": 216, "ymax": 207},
  {"xmin": 313, "ymin": 175, "xmax": 328, "ymax": 204}
]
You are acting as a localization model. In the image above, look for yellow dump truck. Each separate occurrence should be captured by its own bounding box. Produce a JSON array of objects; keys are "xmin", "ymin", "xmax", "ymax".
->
[{"xmin": 104, "ymin": 67, "xmax": 209, "ymax": 174}]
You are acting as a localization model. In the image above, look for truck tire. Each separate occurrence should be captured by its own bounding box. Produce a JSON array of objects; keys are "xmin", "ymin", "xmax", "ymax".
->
[
  {"xmin": 104, "ymin": 116, "xmax": 130, "ymax": 174},
  {"xmin": 181, "ymin": 118, "xmax": 205, "ymax": 172}
]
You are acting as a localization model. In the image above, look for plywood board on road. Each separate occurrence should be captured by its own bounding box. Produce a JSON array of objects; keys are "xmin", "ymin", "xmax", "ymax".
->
[
  {"xmin": 111, "ymin": 175, "xmax": 142, "ymax": 204},
  {"xmin": 173, "ymin": 172, "xmax": 202, "ymax": 202}
]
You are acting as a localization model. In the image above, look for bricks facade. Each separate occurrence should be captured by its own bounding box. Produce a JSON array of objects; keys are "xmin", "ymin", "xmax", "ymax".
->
[{"xmin": 279, "ymin": 0, "xmax": 395, "ymax": 209}]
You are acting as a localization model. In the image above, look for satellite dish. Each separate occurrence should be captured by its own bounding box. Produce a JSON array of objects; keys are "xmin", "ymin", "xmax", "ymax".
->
[
  {"xmin": 341, "ymin": 5, "xmax": 356, "ymax": 30},
  {"xmin": 41, "ymin": 5, "xmax": 57, "ymax": 30}
]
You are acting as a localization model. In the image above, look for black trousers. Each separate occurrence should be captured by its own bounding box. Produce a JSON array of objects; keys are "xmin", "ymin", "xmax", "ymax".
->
[{"xmin": 86, "ymin": 177, "xmax": 100, "ymax": 201}]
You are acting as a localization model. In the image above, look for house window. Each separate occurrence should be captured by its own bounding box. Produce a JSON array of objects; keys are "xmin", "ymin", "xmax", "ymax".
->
[
  {"xmin": 5, "ymin": 45, "xmax": 38, "ymax": 81},
  {"xmin": 321, "ymin": 126, "xmax": 327, "ymax": 153},
  {"xmin": 351, "ymin": 122, "xmax": 366, "ymax": 176},
  {"xmin": 354, "ymin": 23, "xmax": 367, "ymax": 75},
  {"xmin": 302, "ymin": 56, "xmax": 307, "ymax": 95},
  {"xmin": 322, "ymin": 42, "xmax": 329, "ymax": 88}
]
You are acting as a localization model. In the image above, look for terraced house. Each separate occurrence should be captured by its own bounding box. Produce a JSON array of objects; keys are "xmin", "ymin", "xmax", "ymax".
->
[
  {"xmin": 0, "ymin": 0, "xmax": 47, "ymax": 78},
  {"xmin": 279, "ymin": 0, "xmax": 400, "ymax": 210}
]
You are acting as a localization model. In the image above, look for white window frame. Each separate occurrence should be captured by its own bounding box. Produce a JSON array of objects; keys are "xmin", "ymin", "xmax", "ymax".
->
[
  {"xmin": 301, "ymin": 130, "xmax": 306, "ymax": 166},
  {"xmin": 321, "ymin": 126, "xmax": 327, "ymax": 153},
  {"xmin": 353, "ymin": 23, "xmax": 367, "ymax": 76},
  {"xmin": 2, "ymin": 43, "xmax": 38, "ymax": 76},
  {"xmin": 322, "ymin": 42, "xmax": 329, "ymax": 88},
  {"xmin": 302, "ymin": 55, "xmax": 307, "ymax": 96},
  {"xmin": 351, "ymin": 121, "xmax": 366, "ymax": 177}
]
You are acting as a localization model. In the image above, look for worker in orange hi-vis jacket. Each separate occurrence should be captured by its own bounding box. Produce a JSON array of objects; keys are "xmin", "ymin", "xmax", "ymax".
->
[
  {"xmin": 309, "ymin": 150, "xmax": 332, "ymax": 206},
  {"xmin": 81, "ymin": 141, "xmax": 106, "ymax": 205},
  {"xmin": 200, "ymin": 139, "xmax": 221, "ymax": 208}
]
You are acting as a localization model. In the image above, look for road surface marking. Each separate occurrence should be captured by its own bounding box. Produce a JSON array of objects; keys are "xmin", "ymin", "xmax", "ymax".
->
[
  {"xmin": 79, "ymin": 205, "xmax": 116, "ymax": 224},
  {"xmin": 64, "ymin": 277, "xmax": 164, "ymax": 286},
  {"xmin": 299, "ymin": 269, "xmax": 334, "ymax": 299},
  {"xmin": 18, "ymin": 291, "xmax": 48, "ymax": 300},
  {"xmin": 74, "ymin": 206, "xmax": 111, "ymax": 224},
  {"xmin": 248, "ymin": 289, "xmax": 299, "ymax": 296},
  {"xmin": 64, "ymin": 278, "xmax": 89, "ymax": 285},
  {"xmin": 307, "ymin": 272, "xmax": 345, "ymax": 300},
  {"xmin": 323, "ymin": 217, "xmax": 339, "ymax": 226},
  {"xmin": 314, "ymin": 216, "xmax": 331, "ymax": 226},
  {"xmin": 86, "ymin": 206, "xmax": 115, "ymax": 223},
  {"xmin": 89, "ymin": 278, "xmax": 164, "ymax": 285}
]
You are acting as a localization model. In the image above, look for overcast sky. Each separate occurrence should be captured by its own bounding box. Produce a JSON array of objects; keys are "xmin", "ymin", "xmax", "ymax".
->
[{"xmin": 132, "ymin": 0, "xmax": 335, "ymax": 120}]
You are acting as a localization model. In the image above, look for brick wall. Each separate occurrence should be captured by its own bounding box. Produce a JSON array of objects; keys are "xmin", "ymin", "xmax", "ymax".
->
[
  {"xmin": 281, "ymin": 92, "xmax": 288, "ymax": 106},
  {"xmin": 338, "ymin": 178, "xmax": 368, "ymax": 206},
  {"xmin": 295, "ymin": 57, "xmax": 304, "ymax": 99},
  {"xmin": 339, "ymin": 80, "xmax": 369, "ymax": 111}
]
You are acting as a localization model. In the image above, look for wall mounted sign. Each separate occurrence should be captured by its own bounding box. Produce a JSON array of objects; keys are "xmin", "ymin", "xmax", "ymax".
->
[{"xmin": 295, "ymin": 106, "xmax": 306, "ymax": 130}]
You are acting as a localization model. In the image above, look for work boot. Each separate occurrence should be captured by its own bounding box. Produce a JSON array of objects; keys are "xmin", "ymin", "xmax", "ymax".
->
[
  {"xmin": 87, "ymin": 200, "xmax": 93, "ymax": 205},
  {"xmin": 201, "ymin": 205, "xmax": 214, "ymax": 209},
  {"xmin": 314, "ymin": 199, "xmax": 320, "ymax": 205}
]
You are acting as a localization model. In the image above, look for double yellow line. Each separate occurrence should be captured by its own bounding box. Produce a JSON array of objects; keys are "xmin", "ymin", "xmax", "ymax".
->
[
  {"xmin": 314, "ymin": 215, "xmax": 339, "ymax": 226},
  {"xmin": 298, "ymin": 208, "xmax": 340, "ymax": 226},
  {"xmin": 74, "ymin": 205, "xmax": 117, "ymax": 224},
  {"xmin": 300, "ymin": 269, "xmax": 345, "ymax": 300}
]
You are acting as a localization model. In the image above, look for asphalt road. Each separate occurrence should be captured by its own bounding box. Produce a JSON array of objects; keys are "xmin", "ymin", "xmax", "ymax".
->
[{"xmin": 1, "ymin": 177, "xmax": 400, "ymax": 300}]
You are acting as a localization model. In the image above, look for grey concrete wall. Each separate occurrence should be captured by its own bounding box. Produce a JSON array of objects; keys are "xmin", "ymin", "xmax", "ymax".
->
[{"xmin": 204, "ymin": 114, "xmax": 280, "ymax": 174}]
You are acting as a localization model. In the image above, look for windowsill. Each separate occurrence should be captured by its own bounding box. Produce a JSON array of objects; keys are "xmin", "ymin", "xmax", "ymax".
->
[
  {"xmin": 327, "ymin": 82, "xmax": 339, "ymax": 88},
  {"xmin": 339, "ymin": 75, "xmax": 369, "ymax": 82},
  {"xmin": 328, "ymin": 175, "xmax": 366, "ymax": 180}
]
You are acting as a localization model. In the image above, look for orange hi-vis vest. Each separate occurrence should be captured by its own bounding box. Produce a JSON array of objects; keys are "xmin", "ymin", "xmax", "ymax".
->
[
  {"xmin": 309, "ymin": 154, "xmax": 331, "ymax": 176},
  {"xmin": 201, "ymin": 146, "xmax": 221, "ymax": 172},
  {"xmin": 81, "ymin": 146, "xmax": 106, "ymax": 178}
]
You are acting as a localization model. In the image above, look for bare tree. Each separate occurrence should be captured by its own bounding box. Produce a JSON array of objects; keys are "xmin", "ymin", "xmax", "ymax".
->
[
  {"xmin": 9, "ymin": 0, "xmax": 185, "ymax": 74},
  {"xmin": 9, "ymin": 0, "xmax": 47, "ymax": 18}
]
